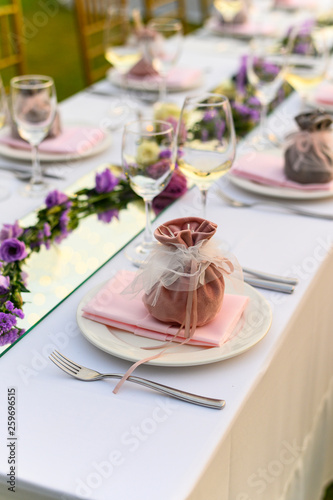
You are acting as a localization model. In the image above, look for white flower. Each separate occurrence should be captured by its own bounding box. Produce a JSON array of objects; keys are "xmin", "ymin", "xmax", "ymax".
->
[{"xmin": 136, "ymin": 140, "xmax": 160, "ymax": 165}]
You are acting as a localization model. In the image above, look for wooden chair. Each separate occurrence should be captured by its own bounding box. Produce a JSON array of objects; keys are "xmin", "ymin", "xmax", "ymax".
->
[
  {"xmin": 74, "ymin": 0, "xmax": 127, "ymax": 86},
  {"xmin": 0, "ymin": 0, "xmax": 25, "ymax": 87},
  {"xmin": 143, "ymin": 0, "xmax": 187, "ymax": 31}
]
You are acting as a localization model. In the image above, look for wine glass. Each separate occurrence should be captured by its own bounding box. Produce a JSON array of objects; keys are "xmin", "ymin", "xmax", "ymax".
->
[
  {"xmin": 246, "ymin": 36, "xmax": 286, "ymax": 148},
  {"xmin": 122, "ymin": 119, "xmax": 176, "ymax": 265},
  {"xmin": 10, "ymin": 75, "xmax": 57, "ymax": 197},
  {"xmin": 214, "ymin": 0, "xmax": 245, "ymax": 22},
  {"xmin": 0, "ymin": 74, "xmax": 10, "ymax": 201},
  {"xmin": 104, "ymin": 6, "xmax": 142, "ymax": 127},
  {"xmin": 177, "ymin": 93, "xmax": 236, "ymax": 217},
  {"xmin": 284, "ymin": 22, "xmax": 329, "ymax": 111},
  {"xmin": 142, "ymin": 18, "xmax": 183, "ymax": 103}
]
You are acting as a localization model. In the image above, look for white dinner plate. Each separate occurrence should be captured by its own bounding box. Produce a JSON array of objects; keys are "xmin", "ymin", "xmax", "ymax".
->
[
  {"xmin": 76, "ymin": 280, "xmax": 272, "ymax": 367},
  {"xmin": 228, "ymin": 174, "xmax": 333, "ymax": 200},
  {"xmin": 107, "ymin": 68, "xmax": 204, "ymax": 93},
  {"xmin": 0, "ymin": 124, "xmax": 112, "ymax": 163}
]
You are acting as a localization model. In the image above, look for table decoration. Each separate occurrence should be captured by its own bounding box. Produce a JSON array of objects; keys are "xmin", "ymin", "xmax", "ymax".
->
[
  {"xmin": 284, "ymin": 111, "xmax": 333, "ymax": 184},
  {"xmin": 213, "ymin": 55, "xmax": 292, "ymax": 138},
  {"xmin": 10, "ymin": 75, "xmax": 57, "ymax": 196},
  {"xmin": 0, "ymin": 165, "xmax": 187, "ymax": 352}
]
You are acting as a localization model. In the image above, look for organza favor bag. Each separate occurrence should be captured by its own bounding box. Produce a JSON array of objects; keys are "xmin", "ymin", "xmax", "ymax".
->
[
  {"xmin": 284, "ymin": 111, "xmax": 333, "ymax": 184},
  {"xmin": 133, "ymin": 217, "xmax": 241, "ymax": 338}
]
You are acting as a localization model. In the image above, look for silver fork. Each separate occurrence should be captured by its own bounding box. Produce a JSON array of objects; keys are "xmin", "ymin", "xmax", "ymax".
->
[
  {"xmin": 49, "ymin": 350, "xmax": 225, "ymax": 410},
  {"xmin": 218, "ymin": 189, "xmax": 333, "ymax": 221}
]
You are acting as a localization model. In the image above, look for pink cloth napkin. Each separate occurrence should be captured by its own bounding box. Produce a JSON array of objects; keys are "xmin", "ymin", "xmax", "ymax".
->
[
  {"xmin": 127, "ymin": 67, "xmax": 202, "ymax": 89},
  {"xmin": 231, "ymin": 152, "xmax": 333, "ymax": 191},
  {"xmin": 313, "ymin": 83, "xmax": 333, "ymax": 107},
  {"xmin": 0, "ymin": 126, "xmax": 106, "ymax": 155},
  {"xmin": 82, "ymin": 270, "xmax": 249, "ymax": 348},
  {"xmin": 207, "ymin": 16, "xmax": 273, "ymax": 36}
]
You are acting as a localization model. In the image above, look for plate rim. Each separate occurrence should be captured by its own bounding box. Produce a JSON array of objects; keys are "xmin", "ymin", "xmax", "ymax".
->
[
  {"xmin": 106, "ymin": 68, "xmax": 204, "ymax": 93},
  {"xmin": 0, "ymin": 123, "xmax": 112, "ymax": 163},
  {"xmin": 76, "ymin": 280, "xmax": 272, "ymax": 367},
  {"xmin": 228, "ymin": 173, "xmax": 333, "ymax": 200}
]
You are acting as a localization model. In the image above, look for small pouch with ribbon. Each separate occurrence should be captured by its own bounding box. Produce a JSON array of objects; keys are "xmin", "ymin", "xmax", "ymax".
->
[{"xmin": 284, "ymin": 111, "xmax": 333, "ymax": 184}]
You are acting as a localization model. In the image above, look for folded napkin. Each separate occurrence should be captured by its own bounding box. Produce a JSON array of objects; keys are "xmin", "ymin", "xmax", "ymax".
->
[
  {"xmin": 82, "ymin": 270, "xmax": 249, "ymax": 348},
  {"xmin": 231, "ymin": 152, "xmax": 333, "ymax": 191},
  {"xmin": 126, "ymin": 66, "xmax": 202, "ymax": 89},
  {"xmin": 313, "ymin": 82, "xmax": 333, "ymax": 107},
  {"xmin": 206, "ymin": 16, "xmax": 274, "ymax": 37},
  {"xmin": 0, "ymin": 126, "xmax": 106, "ymax": 155}
]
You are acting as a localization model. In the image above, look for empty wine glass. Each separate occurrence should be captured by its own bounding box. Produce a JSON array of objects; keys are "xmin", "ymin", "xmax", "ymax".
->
[
  {"xmin": 0, "ymin": 74, "xmax": 10, "ymax": 201},
  {"xmin": 246, "ymin": 36, "xmax": 286, "ymax": 148},
  {"xmin": 10, "ymin": 75, "xmax": 57, "ymax": 196},
  {"xmin": 122, "ymin": 119, "xmax": 176, "ymax": 265},
  {"xmin": 284, "ymin": 22, "xmax": 329, "ymax": 111},
  {"xmin": 177, "ymin": 93, "xmax": 236, "ymax": 217},
  {"xmin": 142, "ymin": 18, "xmax": 183, "ymax": 103}
]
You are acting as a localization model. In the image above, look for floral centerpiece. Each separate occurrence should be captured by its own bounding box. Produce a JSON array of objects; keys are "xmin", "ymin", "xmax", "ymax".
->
[{"xmin": 0, "ymin": 166, "xmax": 188, "ymax": 347}]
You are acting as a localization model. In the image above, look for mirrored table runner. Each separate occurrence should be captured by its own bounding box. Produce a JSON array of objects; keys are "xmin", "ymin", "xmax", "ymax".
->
[{"xmin": 0, "ymin": 165, "xmax": 149, "ymax": 357}]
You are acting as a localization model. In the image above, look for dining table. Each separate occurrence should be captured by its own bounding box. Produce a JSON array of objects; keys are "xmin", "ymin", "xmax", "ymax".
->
[{"xmin": 0, "ymin": 6, "xmax": 333, "ymax": 500}]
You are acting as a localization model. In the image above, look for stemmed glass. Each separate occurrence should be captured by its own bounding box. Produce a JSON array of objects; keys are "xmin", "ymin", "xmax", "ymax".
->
[
  {"xmin": 284, "ymin": 23, "xmax": 329, "ymax": 111},
  {"xmin": 142, "ymin": 18, "xmax": 183, "ymax": 103},
  {"xmin": 213, "ymin": 0, "xmax": 245, "ymax": 23},
  {"xmin": 104, "ymin": 7, "xmax": 142, "ymax": 128},
  {"xmin": 10, "ymin": 75, "xmax": 57, "ymax": 196},
  {"xmin": 177, "ymin": 93, "xmax": 236, "ymax": 217},
  {"xmin": 0, "ymin": 74, "xmax": 10, "ymax": 201},
  {"xmin": 122, "ymin": 119, "xmax": 176, "ymax": 265},
  {"xmin": 246, "ymin": 36, "xmax": 286, "ymax": 148}
]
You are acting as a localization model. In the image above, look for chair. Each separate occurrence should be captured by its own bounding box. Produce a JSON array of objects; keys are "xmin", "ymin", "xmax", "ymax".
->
[
  {"xmin": 74, "ymin": 0, "xmax": 127, "ymax": 86},
  {"xmin": 0, "ymin": 0, "xmax": 25, "ymax": 87},
  {"xmin": 143, "ymin": 0, "xmax": 187, "ymax": 30}
]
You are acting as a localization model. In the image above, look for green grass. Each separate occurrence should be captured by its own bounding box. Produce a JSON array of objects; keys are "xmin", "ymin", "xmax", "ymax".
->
[{"xmin": 18, "ymin": 0, "xmax": 85, "ymax": 101}]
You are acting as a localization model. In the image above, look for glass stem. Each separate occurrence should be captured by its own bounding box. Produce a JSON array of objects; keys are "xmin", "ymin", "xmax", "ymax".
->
[
  {"xmin": 31, "ymin": 145, "xmax": 42, "ymax": 186},
  {"xmin": 159, "ymin": 73, "xmax": 167, "ymax": 103},
  {"xmin": 260, "ymin": 102, "xmax": 268, "ymax": 140},
  {"xmin": 200, "ymin": 189, "xmax": 208, "ymax": 218},
  {"xmin": 143, "ymin": 199, "xmax": 153, "ymax": 246}
]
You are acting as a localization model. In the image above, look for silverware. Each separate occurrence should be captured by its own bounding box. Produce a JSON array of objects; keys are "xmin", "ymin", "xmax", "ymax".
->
[
  {"xmin": 218, "ymin": 189, "xmax": 333, "ymax": 221},
  {"xmin": 49, "ymin": 350, "xmax": 225, "ymax": 410},
  {"xmin": 244, "ymin": 276, "xmax": 295, "ymax": 294},
  {"xmin": 242, "ymin": 267, "xmax": 298, "ymax": 286},
  {"xmin": 0, "ymin": 164, "xmax": 65, "ymax": 180}
]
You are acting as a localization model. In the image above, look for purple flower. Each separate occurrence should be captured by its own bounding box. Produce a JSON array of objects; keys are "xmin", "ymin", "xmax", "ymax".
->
[
  {"xmin": 0, "ymin": 221, "xmax": 23, "ymax": 242},
  {"xmin": 0, "ymin": 312, "xmax": 17, "ymax": 335},
  {"xmin": 0, "ymin": 275, "xmax": 10, "ymax": 295},
  {"xmin": 13, "ymin": 308, "xmax": 24, "ymax": 319},
  {"xmin": 5, "ymin": 300, "xmax": 14, "ymax": 311},
  {"xmin": 45, "ymin": 190, "xmax": 68, "ymax": 208},
  {"xmin": 0, "ymin": 328, "xmax": 23, "ymax": 346},
  {"xmin": 43, "ymin": 223, "xmax": 51, "ymax": 237},
  {"xmin": 159, "ymin": 149, "xmax": 172, "ymax": 159},
  {"xmin": 203, "ymin": 109, "xmax": 217, "ymax": 122},
  {"xmin": 0, "ymin": 238, "xmax": 28, "ymax": 263},
  {"xmin": 97, "ymin": 209, "xmax": 119, "ymax": 223},
  {"xmin": 95, "ymin": 169, "xmax": 118, "ymax": 194},
  {"xmin": 59, "ymin": 210, "xmax": 70, "ymax": 232},
  {"xmin": 153, "ymin": 170, "xmax": 187, "ymax": 215}
]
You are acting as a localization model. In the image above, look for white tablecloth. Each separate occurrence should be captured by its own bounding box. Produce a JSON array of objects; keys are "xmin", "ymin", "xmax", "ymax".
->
[{"xmin": 0, "ymin": 26, "xmax": 333, "ymax": 500}]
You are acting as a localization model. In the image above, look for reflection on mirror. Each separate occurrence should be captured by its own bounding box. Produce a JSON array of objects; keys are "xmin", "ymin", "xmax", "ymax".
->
[{"xmin": 0, "ymin": 164, "xmax": 188, "ymax": 357}]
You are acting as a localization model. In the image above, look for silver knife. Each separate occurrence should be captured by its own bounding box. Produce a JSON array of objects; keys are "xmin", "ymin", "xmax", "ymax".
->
[
  {"xmin": 242, "ymin": 267, "xmax": 299, "ymax": 286},
  {"xmin": 244, "ymin": 276, "xmax": 295, "ymax": 294},
  {"xmin": 0, "ymin": 164, "xmax": 65, "ymax": 180}
]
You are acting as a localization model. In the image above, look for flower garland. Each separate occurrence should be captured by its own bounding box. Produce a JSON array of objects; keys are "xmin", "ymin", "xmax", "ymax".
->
[
  {"xmin": 0, "ymin": 167, "xmax": 188, "ymax": 347},
  {"xmin": 214, "ymin": 54, "xmax": 293, "ymax": 137}
]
